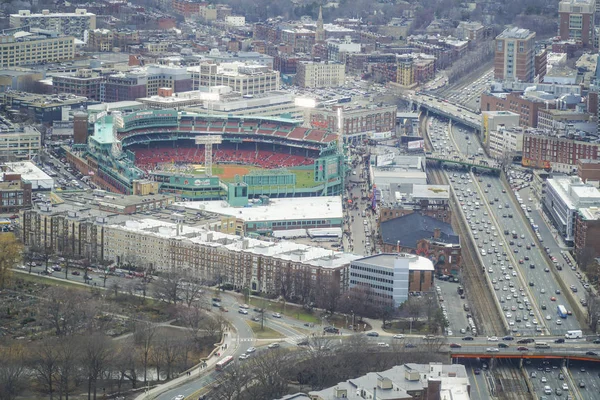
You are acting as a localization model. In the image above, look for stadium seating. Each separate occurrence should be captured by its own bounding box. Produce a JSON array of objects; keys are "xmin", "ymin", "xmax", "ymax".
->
[{"xmin": 131, "ymin": 143, "xmax": 314, "ymax": 172}]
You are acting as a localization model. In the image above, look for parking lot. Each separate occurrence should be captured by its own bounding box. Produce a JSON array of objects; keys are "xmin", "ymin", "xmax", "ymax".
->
[{"xmin": 435, "ymin": 278, "xmax": 470, "ymax": 337}]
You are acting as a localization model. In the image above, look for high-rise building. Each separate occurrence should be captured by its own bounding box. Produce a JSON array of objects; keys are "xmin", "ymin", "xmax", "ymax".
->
[
  {"xmin": 558, "ymin": 0, "xmax": 595, "ymax": 47},
  {"xmin": 10, "ymin": 9, "xmax": 95, "ymax": 40},
  {"xmin": 494, "ymin": 27, "xmax": 536, "ymax": 82}
]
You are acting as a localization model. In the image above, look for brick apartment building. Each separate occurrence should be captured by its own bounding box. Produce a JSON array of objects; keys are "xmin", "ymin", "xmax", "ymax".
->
[
  {"xmin": 0, "ymin": 172, "xmax": 32, "ymax": 214},
  {"xmin": 481, "ymin": 92, "xmax": 546, "ymax": 127},
  {"xmin": 523, "ymin": 132, "xmax": 600, "ymax": 170}
]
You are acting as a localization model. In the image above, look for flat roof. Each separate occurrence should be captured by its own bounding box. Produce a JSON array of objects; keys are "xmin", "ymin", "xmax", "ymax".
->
[
  {"xmin": 354, "ymin": 253, "xmax": 435, "ymax": 271},
  {"xmin": 174, "ymin": 196, "xmax": 343, "ymax": 222},
  {"xmin": 412, "ymin": 184, "xmax": 450, "ymax": 200},
  {"xmin": 3, "ymin": 161, "xmax": 52, "ymax": 181},
  {"xmin": 110, "ymin": 218, "xmax": 360, "ymax": 269}
]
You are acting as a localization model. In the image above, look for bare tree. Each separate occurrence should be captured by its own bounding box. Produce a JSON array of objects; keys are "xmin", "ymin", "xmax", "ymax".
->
[
  {"xmin": 81, "ymin": 334, "xmax": 114, "ymax": 400},
  {"xmin": 30, "ymin": 339, "xmax": 60, "ymax": 399},
  {"xmin": 42, "ymin": 287, "xmax": 96, "ymax": 336},
  {"xmin": 0, "ymin": 344, "xmax": 27, "ymax": 400},
  {"xmin": 55, "ymin": 338, "xmax": 81, "ymax": 400},
  {"xmin": 153, "ymin": 272, "xmax": 180, "ymax": 304},
  {"xmin": 179, "ymin": 273, "xmax": 206, "ymax": 308},
  {"xmin": 244, "ymin": 348, "xmax": 291, "ymax": 399},
  {"xmin": 133, "ymin": 319, "xmax": 158, "ymax": 384},
  {"xmin": 112, "ymin": 339, "xmax": 139, "ymax": 391},
  {"xmin": 211, "ymin": 362, "xmax": 252, "ymax": 400}
]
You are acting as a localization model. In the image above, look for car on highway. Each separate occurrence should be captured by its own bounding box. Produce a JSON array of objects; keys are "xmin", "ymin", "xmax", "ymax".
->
[
  {"xmin": 238, "ymin": 353, "xmax": 249, "ymax": 360},
  {"xmin": 246, "ymin": 347, "xmax": 256, "ymax": 353},
  {"xmin": 238, "ymin": 309, "xmax": 248, "ymax": 314},
  {"xmin": 449, "ymin": 343, "xmax": 462, "ymax": 348},
  {"xmin": 268, "ymin": 343, "xmax": 280, "ymax": 349},
  {"xmin": 517, "ymin": 346, "xmax": 529, "ymax": 351},
  {"xmin": 462, "ymin": 336, "xmax": 474, "ymax": 341},
  {"xmin": 487, "ymin": 336, "xmax": 499, "ymax": 341},
  {"xmin": 474, "ymin": 368, "xmax": 481, "ymax": 375},
  {"xmin": 502, "ymin": 336, "xmax": 514, "ymax": 341},
  {"xmin": 366, "ymin": 331, "xmax": 379, "ymax": 337},
  {"xmin": 404, "ymin": 343, "xmax": 416, "ymax": 348},
  {"xmin": 173, "ymin": 396, "xmax": 185, "ymax": 400},
  {"xmin": 586, "ymin": 351, "xmax": 598, "ymax": 356},
  {"xmin": 498, "ymin": 343, "xmax": 509, "ymax": 348},
  {"xmin": 272, "ymin": 313, "xmax": 282, "ymax": 318},
  {"xmin": 554, "ymin": 338, "xmax": 565, "ymax": 343},
  {"xmin": 486, "ymin": 347, "xmax": 499, "ymax": 352},
  {"xmin": 517, "ymin": 339, "xmax": 534, "ymax": 344},
  {"xmin": 393, "ymin": 334, "xmax": 404, "ymax": 339}
]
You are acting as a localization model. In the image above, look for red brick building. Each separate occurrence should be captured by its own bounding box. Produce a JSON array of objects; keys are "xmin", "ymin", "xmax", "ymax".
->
[
  {"xmin": 558, "ymin": 0, "xmax": 595, "ymax": 47},
  {"xmin": 481, "ymin": 92, "xmax": 547, "ymax": 127},
  {"xmin": 578, "ymin": 159, "xmax": 600, "ymax": 183},
  {"xmin": 0, "ymin": 172, "xmax": 32, "ymax": 214},
  {"xmin": 575, "ymin": 209, "xmax": 600, "ymax": 258},
  {"xmin": 522, "ymin": 133, "xmax": 600, "ymax": 169}
]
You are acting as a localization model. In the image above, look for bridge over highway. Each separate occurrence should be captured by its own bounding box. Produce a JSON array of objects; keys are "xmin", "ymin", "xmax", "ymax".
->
[
  {"xmin": 397, "ymin": 91, "xmax": 482, "ymax": 132},
  {"xmin": 450, "ymin": 346, "xmax": 600, "ymax": 362},
  {"xmin": 426, "ymin": 154, "xmax": 501, "ymax": 173}
]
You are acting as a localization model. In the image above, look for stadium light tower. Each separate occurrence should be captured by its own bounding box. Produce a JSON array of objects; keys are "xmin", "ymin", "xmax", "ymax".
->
[
  {"xmin": 294, "ymin": 97, "xmax": 316, "ymax": 128},
  {"xmin": 200, "ymin": 91, "xmax": 220, "ymax": 115},
  {"xmin": 195, "ymin": 135, "xmax": 222, "ymax": 176}
]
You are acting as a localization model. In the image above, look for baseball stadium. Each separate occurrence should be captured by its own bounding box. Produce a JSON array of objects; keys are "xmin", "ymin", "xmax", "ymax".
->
[{"xmin": 65, "ymin": 109, "xmax": 345, "ymax": 200}]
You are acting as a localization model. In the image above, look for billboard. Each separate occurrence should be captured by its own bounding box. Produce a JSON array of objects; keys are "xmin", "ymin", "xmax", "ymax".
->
[
  {"xmin": 377, "ymin": 152, "xmax": 395, "ymax": 167},
  {"xmin": 407, "ymin": 140, "xmax": 425, "ymax": 150}
]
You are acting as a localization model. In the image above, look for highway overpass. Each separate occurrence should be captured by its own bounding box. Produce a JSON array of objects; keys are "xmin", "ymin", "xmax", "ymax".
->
[{"xmin": 398, "ymin": 91, "xmax": 482, "ymax": 132}]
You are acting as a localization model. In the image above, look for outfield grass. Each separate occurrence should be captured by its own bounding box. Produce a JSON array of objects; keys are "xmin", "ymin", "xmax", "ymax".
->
[{"xmin": 247, "ymin": 321, "xmax": 284, "ymax": 339}]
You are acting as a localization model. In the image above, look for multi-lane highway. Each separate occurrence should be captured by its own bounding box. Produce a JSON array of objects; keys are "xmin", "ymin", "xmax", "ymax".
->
[
  {"xmin": 426, "ymin": 117, "xmax": 583, "ymax": 337},
  {"xmin": 449, "ymin": 122, "xmax": 583, "ymax": 335}
]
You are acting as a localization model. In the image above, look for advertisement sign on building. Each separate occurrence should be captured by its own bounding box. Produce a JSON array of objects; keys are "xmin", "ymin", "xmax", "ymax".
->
[{"xmin": 407, "ymin": 140, "xmax": 425, "ymax": 150}]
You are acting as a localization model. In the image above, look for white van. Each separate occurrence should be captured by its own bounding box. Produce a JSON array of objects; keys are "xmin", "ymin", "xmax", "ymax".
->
[
  {"xmin": 565, "ymin": 330, "xmax": 583, "ymax": 339},
  {"xmin": 534, "ymin": 341, "xmax": 550, "ymax": 349}
]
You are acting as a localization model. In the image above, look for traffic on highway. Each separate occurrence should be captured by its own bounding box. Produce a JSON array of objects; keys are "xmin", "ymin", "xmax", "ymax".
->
[{"xmin": 426, "ymin": 117, "xmax": 583, "ymax": 337}]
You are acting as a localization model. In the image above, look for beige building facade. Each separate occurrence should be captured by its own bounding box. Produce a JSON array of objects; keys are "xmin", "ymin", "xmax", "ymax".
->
[{"xmin": 296, "ymin": 61, "xmax": 345, "ymax": 88}]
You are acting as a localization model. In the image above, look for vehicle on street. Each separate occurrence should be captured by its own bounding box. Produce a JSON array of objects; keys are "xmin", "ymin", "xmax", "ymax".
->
[
  {"xmin": 366, "ymin": 331, "xmax": 379, "ymax": 337},
  {"xmin": 268, "ymin": 343, "xmax": 280, "ymax": 349}
]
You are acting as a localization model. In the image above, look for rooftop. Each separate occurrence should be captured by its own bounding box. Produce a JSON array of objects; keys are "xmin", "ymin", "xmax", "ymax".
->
[
  {"xmin": 3, "ymin": 161, "xmax": 52, "ymax": 181},
  {"xmin": 111, "ymin": 218, "xmax": 360, "ymax": 269},
  {"xmin": 355, "ymin": 253, "xmax": 435, "ymax": 271},
  {"xmin": 380, "ymin": 212, "xmax": 459, "ymax": 249},
  {"xmin": 173, "ymin": 196, "xmax": 343, "ymax": 223},
  {"xmin": 497, "ymin": 27, "xmax": 534, "ymax": 40}
]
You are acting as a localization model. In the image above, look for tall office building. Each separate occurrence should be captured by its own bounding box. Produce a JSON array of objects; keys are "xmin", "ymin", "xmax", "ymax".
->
[
  {"xmin": 494, "ymin": 27, "xmax": 536, "ymax": 83},
  {"xmin": 559, "ymin": 0, "xmax": 595, "ymax": 47}
]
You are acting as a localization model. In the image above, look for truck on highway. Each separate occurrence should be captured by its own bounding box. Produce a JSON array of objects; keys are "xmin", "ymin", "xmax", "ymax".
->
[
  {"xmin": 565, "ymin": 330, "xmax": 583, "ymax": 339},
  {"xmin": 534, "ymin": 341, "xmax": 550, "ymax": 349}
]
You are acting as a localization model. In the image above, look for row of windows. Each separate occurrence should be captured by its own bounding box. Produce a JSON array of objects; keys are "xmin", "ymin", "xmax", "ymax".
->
[
  {"xmin": 350, "ymin": 280, "xmax": 393, "ymax": 294},
  {"xmin": 351, "ymin": 264, "xmax": 394, "ymax": 276},
  {"xmin": 350, "ymin": 272, "xmax": 393, "ymax": 285}
]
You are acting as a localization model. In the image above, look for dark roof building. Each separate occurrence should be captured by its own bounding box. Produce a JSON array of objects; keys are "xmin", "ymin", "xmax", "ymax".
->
[{"xmin": 380, "ymin": 212, "xmax": 458, "ymax": 249}]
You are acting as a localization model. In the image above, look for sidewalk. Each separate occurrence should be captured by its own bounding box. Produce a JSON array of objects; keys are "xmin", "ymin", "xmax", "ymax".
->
[{"xmin": 134, "ymin": 329, "xmax": 237, "ymax": 400}]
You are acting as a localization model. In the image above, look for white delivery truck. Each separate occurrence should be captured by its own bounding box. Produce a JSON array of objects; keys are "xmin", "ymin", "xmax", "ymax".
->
[{"xmin": 565, "ymin": 330, "xmax": 583, "ymax": 339}]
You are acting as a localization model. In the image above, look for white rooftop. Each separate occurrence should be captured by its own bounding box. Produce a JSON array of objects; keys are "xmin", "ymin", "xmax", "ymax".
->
[
  {"xmin": 174, "ymin": 196, "xmax": 343, "ymax": 223},
  {"xmin": 3, "ymin": 161, "xmax": 52, "ymax": 181},
  {"xmin": 412, "ymin": 184, "xmax": 450, "ymax": 200},
  {"xmin": 109, "ymin": 217, "xmax": 360, "ymax": 269}
]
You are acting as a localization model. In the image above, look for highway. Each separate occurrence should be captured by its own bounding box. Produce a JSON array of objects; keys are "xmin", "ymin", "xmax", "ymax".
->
[
  {"xmin": 449, "ymin": 123, "xmax": 583, "ymax": 335},
  {"xmin": 428, "ymin": 119, "xmax": 541, "ymax": 336}
]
